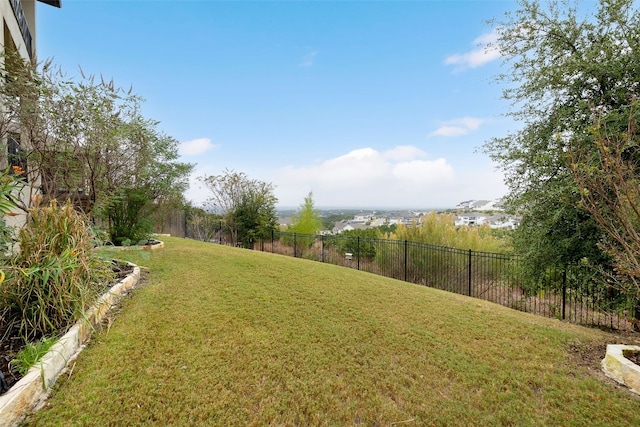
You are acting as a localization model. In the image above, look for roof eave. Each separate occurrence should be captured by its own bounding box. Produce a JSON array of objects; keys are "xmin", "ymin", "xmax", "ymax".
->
[{"xmin": 37, "ymin": 0, "xmax": 61, "ymax": 8}]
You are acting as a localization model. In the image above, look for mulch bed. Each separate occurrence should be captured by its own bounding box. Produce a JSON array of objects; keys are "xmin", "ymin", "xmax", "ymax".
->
[
  {"xmin": 624, "ymin": 350, "xmax": 640, "ymax": 366},
  {"xmin": 0, "ymin": 261, "xmax": 135, "ymax": 394}
]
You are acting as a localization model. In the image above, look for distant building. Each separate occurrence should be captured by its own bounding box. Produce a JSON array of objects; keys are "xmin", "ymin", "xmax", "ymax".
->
[
  {"xmin": 332, "ymin": 221, "xmax": 369, "ymax": 234},
  {"xmin": 388, "ymin": 217, "xmax": 412, "ymax": 226},
  {"xmin": 456, "ymin": 199, "xmax": 504, "ymax": 211},
  {"xmin": 454, "ymin": 215, "xmax": 487, "ymax": 227},
  {"xmin": 489, "ymin": 217, "xmax": 520, "ymax": 230},
  {"xmin": 454, "ymin": 213, "xmax": 520, "ymax": 230},
  {"xmin": 353, "ymin": 213, "xmax": 375, "ymax": 223},
  {"xmin": 369, "ymin": 218, "xmax": 386, "ymax": 227}
]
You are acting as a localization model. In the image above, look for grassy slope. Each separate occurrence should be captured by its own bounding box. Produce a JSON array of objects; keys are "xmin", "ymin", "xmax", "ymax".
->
[{"xmin": 26, "ymin": 237, "xmax": 640, "ymax": 426}]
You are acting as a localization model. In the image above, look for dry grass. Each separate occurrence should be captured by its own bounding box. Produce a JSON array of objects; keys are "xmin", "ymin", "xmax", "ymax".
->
[{"xmin": 24, "ymin": 237, "xmax": 640, "ymax": 426}]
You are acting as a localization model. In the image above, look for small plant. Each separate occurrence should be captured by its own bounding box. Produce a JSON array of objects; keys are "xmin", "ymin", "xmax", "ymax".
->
[{"xmin": 10, "ymin": 336, "xmax": 57, "ymax": 376}]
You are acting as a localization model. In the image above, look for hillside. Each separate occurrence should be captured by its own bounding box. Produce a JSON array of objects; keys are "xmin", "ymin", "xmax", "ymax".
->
[{"xmin": 27, "ymin": 237, "xmax": 640, "ymax": 426}]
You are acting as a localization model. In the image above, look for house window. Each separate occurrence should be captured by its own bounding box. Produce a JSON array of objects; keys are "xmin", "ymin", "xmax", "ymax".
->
[{"xmin": 8, "ymin": 134, "xmax": 28, "ymax": 182}]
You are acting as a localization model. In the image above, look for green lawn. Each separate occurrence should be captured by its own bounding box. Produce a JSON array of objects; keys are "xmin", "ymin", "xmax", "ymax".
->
[{"xmin": 25, "ymin": 237, "xmax": 640, "ymax": 426}]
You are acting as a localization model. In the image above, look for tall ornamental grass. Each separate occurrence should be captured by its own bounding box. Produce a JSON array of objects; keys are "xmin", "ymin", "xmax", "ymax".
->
[
  {"xmin": 388, "ymin": 212, "xmax": 512, "ymax": 253},
  {"xmin": 0, "ymin": 200, "xmax": 114, "ymax": 340}
]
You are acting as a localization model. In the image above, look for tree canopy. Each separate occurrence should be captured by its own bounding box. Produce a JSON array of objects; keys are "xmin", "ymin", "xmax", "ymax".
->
[
  {"xmin": 199, "ymin": 170, "xmax": 278, "ymax": 247},
  {"xmin": 567, "ymin": 98, "xmax": 640, "ymax": 303},
  {"xmin": 290, "ymin": 192, "xmax": 322, "ymax": 235},
  {"xmin": 484, "ymin": 0, "xmax": 640, "ymax": 275},
  {"xmin": 0, "ymin": 51, "xmax": 193, "ymax": 243}
]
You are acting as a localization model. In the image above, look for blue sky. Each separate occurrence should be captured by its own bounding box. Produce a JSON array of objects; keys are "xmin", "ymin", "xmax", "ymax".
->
[{"xmin": 37, "ymin": 0, "xmax": 519, "ymax": 209}]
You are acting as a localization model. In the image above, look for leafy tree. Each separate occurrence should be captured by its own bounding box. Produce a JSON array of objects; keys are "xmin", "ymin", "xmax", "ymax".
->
[
  {"xmin": 234, "ymin": 182, "xmax": 278, "ymax": 248},
  {"xmin": 377, "ymin": 223, "xmax": 397, "ymax": 236},
  {"xmin": 40, "ymin": 72, "xmax": 192, "ymax": 210},
  {"xmin": 567, "ymin": 99, "xmax": 640, "ymax": 313},
  {"xmin": 484, "ymin": 0, "xmax": 639, "ymax": 276},
  {"xmin": 19, "ymin": 67, "xmax": 136, "ymax": 213},
  {"xmin": 0, "ymin": 50, "xmax": 46, "ymax": 213},
  {"xmin": 185, "ymin": 206, "xmax": 223, "ymax": 242},
  {"xmin": 198, "ymin": 170, "xmax": 278, "ymax": 246},
  {"xmin": 288, "ymin": 192, "xmax": 322, "ymax": 249},
  {"xmin": 0, "ymin": 55, "xmax": 193, "ymax": 241},
  {"xmin": 290, "ymin": 192, "xmax": 322, "ymax": 235},
  {"xmin": 337, "ymin": 228, "xmax": 378, "ymax": 260}
]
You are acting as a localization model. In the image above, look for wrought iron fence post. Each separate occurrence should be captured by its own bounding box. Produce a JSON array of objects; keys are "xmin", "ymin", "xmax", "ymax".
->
[
  {"xmin": 404, "ymin": 240, "xmax": 408, "ymax": 282},
  {"xmin": 468, "ymin": 249, "xmax": 472, "ymax": 296},
  {"xmin": 321, "ymin": 235, "xmax": 325, "ymax": 263},
  {"xmin": 271, "ymin": 229, "xmax": 274, "ymax": 253},
  {"xmin": 562, "ymin": 267, "xmax": 567, "ymax": 320},
  {"xmin": 183, "ymin": 209, "xmax": 187, "ymax": 238},
  {"xmin": 357, "ymin": 236, "xmax": 360, "ymax": 270},
  {"xmin": 294, "ymin": 233, "xmax": 297, "ymax": 258}
]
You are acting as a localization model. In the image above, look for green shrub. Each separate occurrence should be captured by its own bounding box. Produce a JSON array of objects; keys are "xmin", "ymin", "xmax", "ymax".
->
[
  {"xmin": 336, "ymin": 229, "xmax": 379, "ymax": 261},
  {"xmin": 1, "ymin": 200, "xmax": 114, "ymax": 340},
  {"xmin": 103, "ymin": 187, "xmax": 154, "ymax": 246},
  {"xmin": 10, "ymin": 336, "xmax": 57, "ymax": 376}
]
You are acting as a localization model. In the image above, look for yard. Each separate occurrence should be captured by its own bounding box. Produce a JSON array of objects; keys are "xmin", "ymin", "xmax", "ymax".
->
[{"xmin": 24, "ymin": 237, "xmax": 640, "ymax": 426}]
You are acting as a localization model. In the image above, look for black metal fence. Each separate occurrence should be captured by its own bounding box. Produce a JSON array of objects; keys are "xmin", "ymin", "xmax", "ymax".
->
[
  {"xmin": 154, "ymin": 209, "xmax": 186, "ymax": 238},
  {"xmin": 188, "ymin": 226, "xmax": 638, "ymax": 332}
]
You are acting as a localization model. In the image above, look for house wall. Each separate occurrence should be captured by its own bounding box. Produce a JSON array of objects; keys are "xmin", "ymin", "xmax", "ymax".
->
[
  {"xmin": 0, "ymin": 1, "xmax": 48, "ymax": 229},
  {"xmin": 0, "ymin": 0, "xmax": 35, "ymax": 60}
]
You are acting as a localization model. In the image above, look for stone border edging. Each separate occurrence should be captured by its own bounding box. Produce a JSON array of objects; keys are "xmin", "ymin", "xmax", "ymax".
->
[
  {"xmin": 602, "ymin": 344, "xmax": 640, "ymax": 395},
  {"xmin": 109, "ymin": 240, "xmax": 164, "ymax": 251},
  {"xmin": 0, "ymin": 264, "xmax": 141, "ymax": 427}
]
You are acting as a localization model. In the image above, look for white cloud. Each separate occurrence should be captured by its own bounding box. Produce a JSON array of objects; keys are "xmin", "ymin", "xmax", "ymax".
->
[
  {"xmin": 273, "ymin": 146, "xmax": 460, "ymax": 208},
  {"xmin": 445, "ymin": 30, "xmax": 501, "ymax": 72},
  {"xmin": 299, "ymin": 50, "xmax": 318, "ymax": 68},
  {"xmin": 429, "ymin": 117, "xmax": 486, "ymax": 137},
  {"xmin": 182, "ymin": 163, "xmax": 218, "ymax": 207},
  {"xmin": 182, "ymin": 146, "xmax": 508, "ymax": 210},
  {"xmin": 179, "ymin": 138, "xmax": 217, "ymax": 156},
  {"xmin": 281, "ymin": 147, "xmax": 391, "ymax": 187},
  {"xmin": 383, "ymin": 145, "xmax": 425, "ymax": 161},
  {"xmin": 392, "ymin": 158, "xmax": 452, "ymax": 182}
]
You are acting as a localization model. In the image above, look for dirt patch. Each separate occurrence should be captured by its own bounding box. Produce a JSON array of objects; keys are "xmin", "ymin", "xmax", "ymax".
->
[
  {"xmin": 567, "ymin": 341, "xmax": 608, "ymax": 374},
  {"xmin": 566, "ymin": 329, "xmax": 640, "ymax": 396}
]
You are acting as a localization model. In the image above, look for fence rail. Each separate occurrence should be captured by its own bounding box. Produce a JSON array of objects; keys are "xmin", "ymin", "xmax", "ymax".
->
[{"xmin": 186, "ymin": 225, "xmax": 638, "ymax": 332}]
